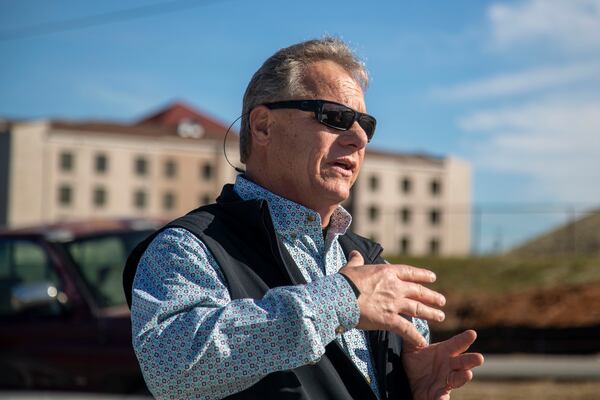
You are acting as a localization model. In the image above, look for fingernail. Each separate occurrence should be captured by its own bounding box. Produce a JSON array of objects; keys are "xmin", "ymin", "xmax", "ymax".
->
[{"xmin": 438, "ymin": 311, "xmax": 445, "ymax": 322}]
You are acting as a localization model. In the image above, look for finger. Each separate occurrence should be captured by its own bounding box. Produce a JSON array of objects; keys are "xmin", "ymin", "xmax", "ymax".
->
[
  {"xmin": 404, "ymin": 282, "xmax": 446, "ymax": 307},
  {"xmin": 345, "ymin": 251, "xmax": 364, "ymax": 267},
  {"xmin": 443, "ymin": 329, "xmax": 478, "ymax": 356},
  {"xmin": 390, "ymin": 264, "xmax": 437, "ymax": 284},
  {"xmin": 398, "ymin": 299, "xmax": 445, "ymax": 323},
  {"xmin": 388, "ymin": 314, "xmax": 428, "ymax": 348},
  {"xmin": 449, "ymin": 352, "xmax": 485, "ymax": 371},
  {"xmin": 448, "ymin": 369, "xmax": 473, "ymax": 390}
]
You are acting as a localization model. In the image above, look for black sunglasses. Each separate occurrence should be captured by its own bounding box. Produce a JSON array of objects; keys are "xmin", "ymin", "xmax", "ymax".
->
[{"xmin": 262, "ymin": 99, "xmax": 376, "ymax": 142}]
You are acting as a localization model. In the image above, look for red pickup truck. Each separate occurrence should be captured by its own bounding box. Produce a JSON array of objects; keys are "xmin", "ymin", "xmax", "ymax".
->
[{"xmin": 0, "ymin": 219, "xmax": 160, "ymax": 393}]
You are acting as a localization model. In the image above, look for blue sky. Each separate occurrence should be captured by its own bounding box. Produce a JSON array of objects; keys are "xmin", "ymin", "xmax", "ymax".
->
[{"xmin": 2, "ymin": 0, "xmax": 599, "ymax": 252}]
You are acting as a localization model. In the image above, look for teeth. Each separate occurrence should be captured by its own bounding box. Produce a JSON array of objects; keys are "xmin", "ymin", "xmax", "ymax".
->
[{"xmin": 332, "ymin": 160, "xmax": 352, "ymax": 170}]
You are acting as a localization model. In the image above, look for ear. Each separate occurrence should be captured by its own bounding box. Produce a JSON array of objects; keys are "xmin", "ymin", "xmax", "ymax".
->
[{"xmin": 249, "ymin": 105, "xmax": 272, "ymax": 148}]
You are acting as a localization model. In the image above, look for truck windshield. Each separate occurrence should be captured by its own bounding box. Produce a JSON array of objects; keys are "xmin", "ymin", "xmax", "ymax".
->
[{"xmin": 63, "ymin": 231, "xmax": 153, "ymax": 308}]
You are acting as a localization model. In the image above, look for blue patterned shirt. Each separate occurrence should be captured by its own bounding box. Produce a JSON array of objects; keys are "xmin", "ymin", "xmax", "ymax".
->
[{"xmin": 131, "ymin": 175, "xmax": 429, "ymax": 399}]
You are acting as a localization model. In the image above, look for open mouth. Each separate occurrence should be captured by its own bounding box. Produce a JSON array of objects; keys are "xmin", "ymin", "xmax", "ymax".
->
[
  {"xmin": 330, "ymin": 158, "xmax": 355, "ymax": 173},
  {"xmin": 333, "ymin": 161, "xmax": 351, "ymax": 170}
]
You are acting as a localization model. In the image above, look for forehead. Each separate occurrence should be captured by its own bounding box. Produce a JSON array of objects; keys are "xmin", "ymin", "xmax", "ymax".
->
[{"xmin": 301, "ymin": 60, "xmax": 365, "ymax": 108}]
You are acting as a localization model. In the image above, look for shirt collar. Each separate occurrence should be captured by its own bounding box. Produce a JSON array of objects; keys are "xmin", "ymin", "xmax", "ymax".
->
[{"xmin": 233, "ymin": 175, "xmax": 352, "ymax": 241}]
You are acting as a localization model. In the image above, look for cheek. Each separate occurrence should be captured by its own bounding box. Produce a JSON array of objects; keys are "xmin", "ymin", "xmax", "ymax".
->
[
  {"xmin": 348, "ymin": 152, "xmax": 364, "ymax": 185},
  {"xmin": 278, "ymin": 137, "xmax": 318, "ymax": 181},
  {"xmin": 313, "ymin": 147, "xmax": 333, "ymax": 177},
  {"xmin": 356, "ymin": 154, "xmax": 364, "ymax": 173},
  {"xmin": 274, "ymin": 130, "xmax": 303, "ymax": 166}
]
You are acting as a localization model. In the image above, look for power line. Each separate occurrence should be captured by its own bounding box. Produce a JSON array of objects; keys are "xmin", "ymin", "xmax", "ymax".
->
[{"xmin": 0, "ymin": 0, "xmax": 227, "ymax": 42}]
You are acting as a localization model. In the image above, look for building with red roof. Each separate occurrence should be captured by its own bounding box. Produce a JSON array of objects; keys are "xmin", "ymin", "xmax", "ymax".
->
[{"xmin": 0, "ymin": 102, "xmax": 470, "ymax": 256}]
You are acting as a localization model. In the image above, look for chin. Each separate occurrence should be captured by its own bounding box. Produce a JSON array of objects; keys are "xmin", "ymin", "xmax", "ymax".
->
[{"xmin": 320, "ymin": 182, "xmax": 351, "ymax": 204}]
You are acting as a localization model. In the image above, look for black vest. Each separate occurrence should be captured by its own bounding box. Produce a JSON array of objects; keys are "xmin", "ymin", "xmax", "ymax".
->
[{"xmin": 123, "ymin": 184, "xmax": 413, "ymax": 400}]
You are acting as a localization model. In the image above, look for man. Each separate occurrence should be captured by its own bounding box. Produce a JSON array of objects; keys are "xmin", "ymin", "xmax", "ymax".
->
[{"xmin": 124, "ymin": 37, "xmax": 484, "ymax": 399}]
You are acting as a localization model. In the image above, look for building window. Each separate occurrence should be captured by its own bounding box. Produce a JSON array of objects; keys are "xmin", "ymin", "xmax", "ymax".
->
[
  {"xmin": 164, "ymin": 160, "xmax": 177, "ymax": 178},
  {"xmin": 368, "ymin": 205, "xmax": 379, "ymax": 221},
  {"xmin": 201, "ymin": 163, "xmax": 214, "ymax": 181},
  {"xmin": 401, "ymin": 177, "xmax": 412, "ymax": 194},
  {"xmin": 400, "ymin": 236, "xmax": 411, "ymax": 255},
  {"xmin": 93, "ymin": 187, "xmax": 107, "ymax": 207},
  {"xmin": 134, "ymin": 190, "xmax": 147, "ymax": 210},
  {"xmin": 163, "ymin": 192, "xmax": 176, "ymax": 210},
  {"xmin": 430, "ymin": 179, "xmax": 441, "ymax": 196},
  {"xmin": 60, "ymin": 152, "xmax": 74, "ymax": 172},
  {"xmin": 134, "ymin": 157, "xmax": 148, "ymax": 176},
  {"xmin": 429, "ymin": 208, "xmax": 441, "ymax": 225},
  {"xmin": 400, "ymin": 207, "xmax": 412, "ymax": 224},
  {"xmin": 429, "ymin": 238, "xmax": 440, "ymax": 255},
  {"xmin": 95, "ymin": 153, "xmax": 108, "ymax": 174},
  {"xmin": 369, "ymin": 175, "xmax": 379, "ymax": 191},
  {"xmin": 58, "ymin": 185, "xmax": 72, "ymax": 206}
]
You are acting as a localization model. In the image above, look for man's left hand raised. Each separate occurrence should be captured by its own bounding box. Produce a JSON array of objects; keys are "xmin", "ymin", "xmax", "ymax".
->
[{"xmin": 402, "ymin": 330, "xmax": 484, "ymax": 400}]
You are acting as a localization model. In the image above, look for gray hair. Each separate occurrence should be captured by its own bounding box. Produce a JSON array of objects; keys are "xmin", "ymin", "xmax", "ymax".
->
[{"xmin": 239, "ymin": 37, "xmax": 369, "ymax": 163}]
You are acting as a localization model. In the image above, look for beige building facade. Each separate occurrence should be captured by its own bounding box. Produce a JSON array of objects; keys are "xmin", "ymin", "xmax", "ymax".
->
[
  {"xmin": 348, "ymin": 150, "xmax": 471, "ymax": 256},
  {"xmin": 0, "ymin": 102, "xmax": 471, "ymax": 256},
  {"xmin": 0, "ymin": 103, "xmax": 238, "ymax": 229}
]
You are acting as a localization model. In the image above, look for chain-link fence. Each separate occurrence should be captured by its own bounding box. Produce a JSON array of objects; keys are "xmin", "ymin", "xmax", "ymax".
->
[
  {"xmin": 350, "ymin": 204, "xmax": 600, "ymax": 257},
  {"xmin": 472, "ymin": 205, "xmax": 600, "ymax": 256}
]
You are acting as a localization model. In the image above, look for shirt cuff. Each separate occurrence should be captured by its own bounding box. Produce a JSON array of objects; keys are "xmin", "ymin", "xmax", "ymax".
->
[
  {"xmin": 305, "ymin": 274, "xmax": 360, "ymax": 344},
  {"xmin": 339, "ymin": 273, "xmax": 361, "ymax": 298},
  {"xmin": 412, "ymin": 317, "xmax": 431, "ymax": 344}
]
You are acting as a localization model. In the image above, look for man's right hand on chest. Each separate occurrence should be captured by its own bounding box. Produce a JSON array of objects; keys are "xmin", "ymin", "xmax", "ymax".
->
[{"xmin": 339, "ymin": 251, "xmax": 446, "ymax": 349}]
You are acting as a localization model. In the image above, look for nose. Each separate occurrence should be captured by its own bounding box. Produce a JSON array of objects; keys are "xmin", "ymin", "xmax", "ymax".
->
[{"xmin": 339, "ymin": 121, "xmax": 369, "ymax": 149}]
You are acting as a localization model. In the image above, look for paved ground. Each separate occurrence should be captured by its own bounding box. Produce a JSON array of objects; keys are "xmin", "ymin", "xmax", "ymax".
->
[
  {"xmin": 3, "ymin": 383, "xmax": 600, "ymax": 400},
  {"xmin": 454, "ymin": 380, "xmax": 600, "ymax": 400},
  {"xmin": 2, "ymin": 381, "xmax": 600, "ymax": 400},
  {"xmin": 457, "ymin": 355, "xmax": 600, "ymax": 400},
  {"xmin": 476, "ymin": 354, "xmax": 600, "ymax": 380},
  {"xmin": 2, "ymin": 355, "xmax": 598, "ymax": 399}
]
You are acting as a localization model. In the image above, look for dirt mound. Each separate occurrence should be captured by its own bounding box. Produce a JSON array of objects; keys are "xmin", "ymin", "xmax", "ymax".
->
[{"xmin": 433, "ymin": 281, "xmax": 600, "ymax": 330}]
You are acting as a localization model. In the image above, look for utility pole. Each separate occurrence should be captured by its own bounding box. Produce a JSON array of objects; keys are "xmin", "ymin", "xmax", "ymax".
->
[
  {"xmin": 567, "ymin": 205, "xmax": 576, "ymax": 255},
  {"xmin": 473, "ymin": 205, "xmax": 482, "ymax": 255}
]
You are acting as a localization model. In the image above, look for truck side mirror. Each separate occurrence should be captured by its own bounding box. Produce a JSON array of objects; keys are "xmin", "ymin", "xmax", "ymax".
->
[{"xmin": 10, "ymin": 282, "xmax": 69, "ymax": 315}]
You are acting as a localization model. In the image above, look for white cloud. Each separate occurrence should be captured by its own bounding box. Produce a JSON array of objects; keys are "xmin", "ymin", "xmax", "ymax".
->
[
  {"xmin": 442, "ymin": 0, "xmax": 600, "ymax": 203},
  {"xmin": 76, "ymin": 79, "xmax": 161, "ymax": 118},
  {"xmin": 433, "ymin": 61, "xmax": 600, "ymax": 101},
  {"xmin": 84, "ymin": 85, "xmax": 151, "ymax": 112},
  {"xmin": 461, "ymin": 99, "xmax": 600, "ymax": 202},
  {"xmin": 489, "ymin": 0, "xmax": 600, "ymax": 52}
]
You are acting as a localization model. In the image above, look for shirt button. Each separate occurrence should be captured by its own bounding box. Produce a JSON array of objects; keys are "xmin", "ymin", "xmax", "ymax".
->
[
  {"xmin": 335, "ymin": 325, "xmax": 346, "ymax": 335},
  {"xmin": 307, "ymin": 214, "xmax": 316, "ymax": 222},
  {"xmin": 290, "ymin": 233, "xmax": 297, "ymax": 240}
]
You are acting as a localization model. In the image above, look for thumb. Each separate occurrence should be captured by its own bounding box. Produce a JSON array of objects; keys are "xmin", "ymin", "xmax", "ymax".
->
[{"xmin": 346, "ymin": 250, "xmax": 364, "ymax": 267}]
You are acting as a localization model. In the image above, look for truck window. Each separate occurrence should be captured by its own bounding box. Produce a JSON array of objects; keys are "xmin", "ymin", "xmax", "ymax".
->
[
  {"xmin": 64, "ymin": 231, "xmax": 151, "ymax": 308},
  {"xmin": 0, "ymin": 239, "xmax": 62, "ymax": 317}
]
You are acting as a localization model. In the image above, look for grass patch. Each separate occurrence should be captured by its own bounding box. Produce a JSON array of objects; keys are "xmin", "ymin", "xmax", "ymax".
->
[{"xmin": 385, "ymin": 255, "xmax": 600, "ymax": 296}]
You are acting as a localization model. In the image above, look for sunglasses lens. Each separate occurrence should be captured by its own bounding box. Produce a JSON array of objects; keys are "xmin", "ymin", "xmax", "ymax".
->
[
  {"xmin": 314, "ymin": 101, "xmax": 376, "ymax": 141},
  {"xmin": 321, "ymin": 103, "xmax": 355, "ymax": 130},
  {"xmin": 359, "ymin": 116, "xmax": 376, "ymax": 140}
]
